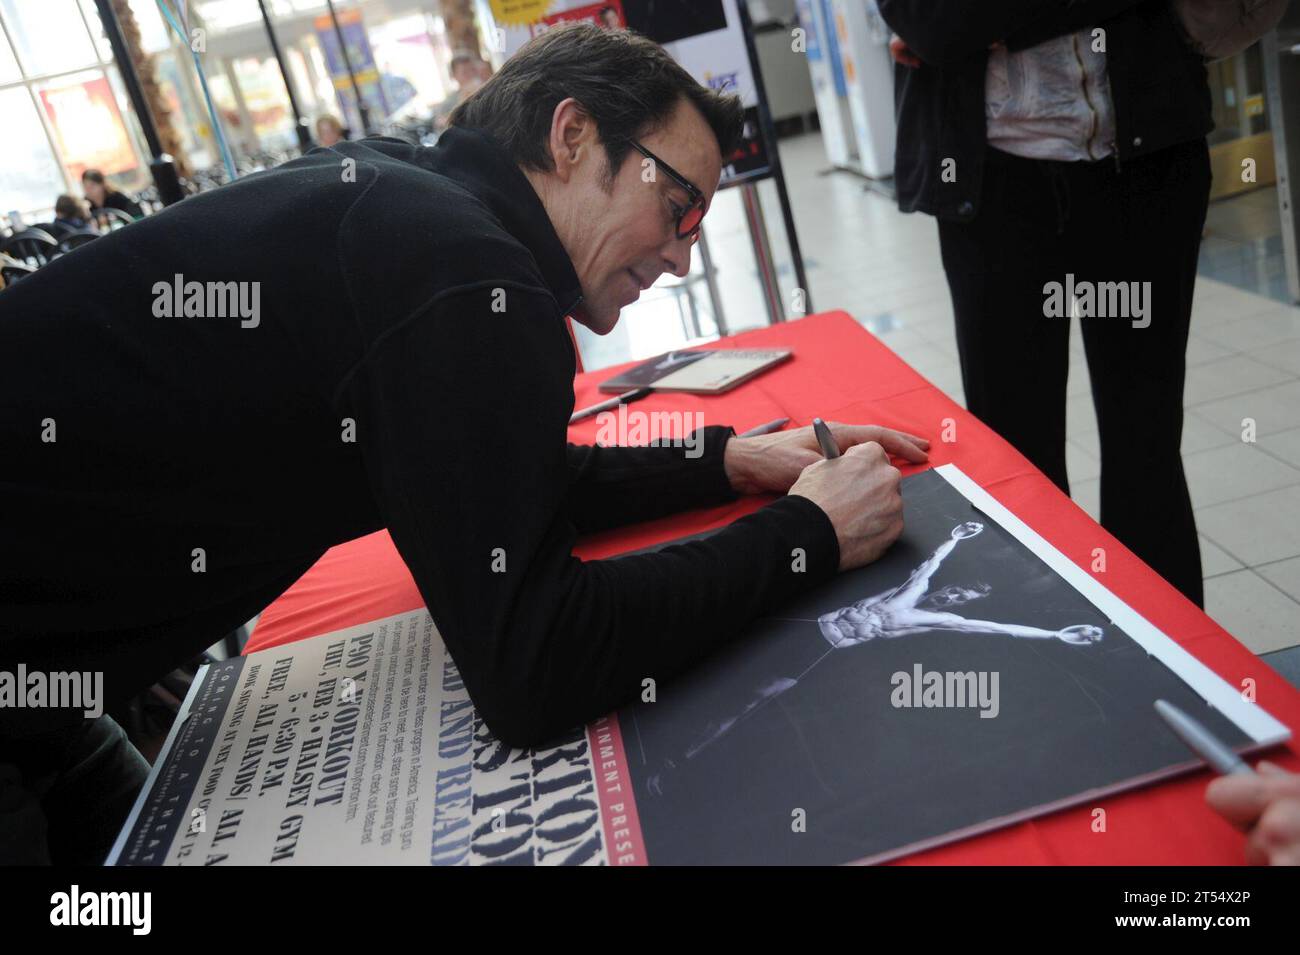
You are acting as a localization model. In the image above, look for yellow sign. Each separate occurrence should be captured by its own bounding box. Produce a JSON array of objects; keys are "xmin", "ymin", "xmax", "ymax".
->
[
  {"xmin": 489, "ymin": 0, "xmax": 552, "ymax": 27},
  {"xmin": 331, "ymin": 69, "xmax": 380, "ymax": 90}
]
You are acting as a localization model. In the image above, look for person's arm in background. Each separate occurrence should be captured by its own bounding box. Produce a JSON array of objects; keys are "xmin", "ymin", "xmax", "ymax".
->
[
  {"xmin": 342, "ymin": 284, "xmax": 906, "ymax": 749},
  {"xmin": 1207, "ymin": 762, "xmax": 1300, "ymax": 865},
  {"xmin": 877, "ymin": 0, "xmax": 1148, "ymax": 68}
]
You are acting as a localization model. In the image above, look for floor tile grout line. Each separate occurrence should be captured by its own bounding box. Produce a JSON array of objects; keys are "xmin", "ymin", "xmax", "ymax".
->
[
  {"xmin": 1180, "ymin": 435, "xmax": 1300, "ymax": 472},
  {"xmin": 1183, "ymin": 373, "xmax": 1300, "ymax": 412},
  {"xmin": 1220, "ymin": 566, "xmax": 1300, "ymax": 614},
  {"xmin": 1249, "ymin": 553, "xmax": 1300, "ymax": 573},
  {"xmin": 1196, "ymin": 524, "xmax": 1300, "ymax": 574},
  {"xmin": 1191, "ymin": 474, "xmax": 1300, "ymax": 512}
]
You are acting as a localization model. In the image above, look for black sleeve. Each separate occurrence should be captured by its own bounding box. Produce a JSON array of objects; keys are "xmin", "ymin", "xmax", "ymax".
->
[
  {"xmin": 342, "ymin": 285, "xmax": 841, "ymax": 748},
  {"xmin": 877, "ymin": 0, "xmax": 1147, "ymax": 68},
  {"xmin": 563, "ymin": 425, "xmax": 740, "ymax": 534}
]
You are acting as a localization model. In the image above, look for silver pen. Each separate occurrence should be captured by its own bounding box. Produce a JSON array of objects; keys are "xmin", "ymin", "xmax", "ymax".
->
[
  {"xmin": 569, "ymin": 387, "xmax": 652, "ymax": 424},
  {"xmin": 739, "ymin": 417, "xmax": 790, "ymax": 437},
  {"xmin": 1154, "ymin": 699, "xmax": 1254, "ymax": 775},
  {"xmin": 812, "ymin": 417, "xmax": 839, "ymax": 459}
]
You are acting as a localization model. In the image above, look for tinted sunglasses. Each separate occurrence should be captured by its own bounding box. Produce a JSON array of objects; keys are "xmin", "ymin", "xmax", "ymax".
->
[{"xmin": 630, "ymin": 141, "xmax": 706, "ymax": 242}]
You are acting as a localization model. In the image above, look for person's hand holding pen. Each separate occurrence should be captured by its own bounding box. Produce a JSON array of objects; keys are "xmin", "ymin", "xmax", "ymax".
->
[
  {"xmin": 1157, "ymin": 700, "xmax": 1300, "ymax": 866},
  {"xmin": 724, "ymin": 419, "xmax": 928, "ymax": 495},
  {"xmin": 1207, "ymin": 762, "xmax": 1300, "ymax": 865},
  {"xmin": 725, "ymin": 418, "xmax": 928, "ymax": 572}
]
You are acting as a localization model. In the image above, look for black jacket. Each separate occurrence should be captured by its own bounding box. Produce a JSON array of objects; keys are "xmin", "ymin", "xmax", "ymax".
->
[
  {"xmin": 0, "ymin": 127, "xmax": 841, "ymax": 747},
  {"xmin": 98, "ymin": 189, "xmax": 144, "ymax": 220},
  {"xmin": 877, "ymin": 0, "xmax": 1213, "ymax": 220}
]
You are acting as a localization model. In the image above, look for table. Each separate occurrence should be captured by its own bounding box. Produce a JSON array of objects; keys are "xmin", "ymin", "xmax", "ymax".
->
[{"xmin": 245, "ymin": 310, "xmax": 1299, "ymax": 864}]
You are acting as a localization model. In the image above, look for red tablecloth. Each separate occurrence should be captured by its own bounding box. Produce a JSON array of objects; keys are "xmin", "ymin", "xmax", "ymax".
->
[{"xmin": 246, "ymin": 310, "xmax": 1299, "ymax": 864}]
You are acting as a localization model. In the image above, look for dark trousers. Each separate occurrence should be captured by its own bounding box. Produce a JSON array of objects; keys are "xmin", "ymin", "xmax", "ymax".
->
[
  {"xmin": 1, "ymin": 715, "xmax": 149, "ymax": 865},
  {"xmin": 938, "ymin": 141, "xmax": 1211, "ymax": 607}
]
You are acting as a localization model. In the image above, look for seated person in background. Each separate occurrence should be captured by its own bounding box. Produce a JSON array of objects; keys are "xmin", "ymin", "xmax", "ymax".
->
[
  {"xmin": 52, "ymin": 195, "xmax": 92, "ymax": 234},
  {"xmin": 315, "ymin": 113, "xmax": 347, "ymax": 147},
  {"xmin": 80, "ymin": 169, "xmax": 143, "ymax": 220}
]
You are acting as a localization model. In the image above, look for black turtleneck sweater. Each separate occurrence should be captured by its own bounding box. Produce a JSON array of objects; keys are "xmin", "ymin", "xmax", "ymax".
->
[{"xmin": 0, "ymin": 128, "xmax": 839, "ymax": 746}]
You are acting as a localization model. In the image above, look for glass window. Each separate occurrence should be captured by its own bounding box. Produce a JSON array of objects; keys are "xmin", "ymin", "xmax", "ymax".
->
[
  {"xmin": 154, "ymin": 51, "xmax": 212, "ymax": 170},
  {"xmin": 0, "ymin": 0, "xmax": 99, "ymax": 77},
  {"xmin": 369, "ymin": 13, "xmax": 446, "ymax": 120},
  {"xmin": 191, "ymin": 0, "xmax": 262, "ymax": 33},
  {"xmin": 270, "ymin": 0, "xmax": 328, "ymax": 17},
  {"xmin": 0, "ymin": 87, "xmax": 67, "ymax": 217},
  {"xmin": 204, "ymin": 70, "xmax": 247, "ymax": 149},
  {"xmin": 101, "ymin": 66, "xmax": 150, "ymax": 189},
  {"xmin": 77, "ymin": 0, "xmax": 114, "ymax": 62},
  {"xmin": 232, "ymin": 55, "xmax": 295, "ymax": 152},
  {"xmin": 128, "ymin": 0, "xmax": 171, "ymax": 55},
  {"xmin": 79, "ymin": 0, "xmax": 174, "ymax": 62},
  {"xmin": 0, "ymin": 20, "xmax": 20, "ymax": 83},
  {"xmin": 34, "ymin": 68, "xmax": 141, "ymax": 185}
]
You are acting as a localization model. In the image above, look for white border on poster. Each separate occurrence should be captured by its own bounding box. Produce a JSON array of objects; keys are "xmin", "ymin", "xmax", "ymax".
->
[
  {"xmin": 934, "ymin": 463, "xmax": 1290, "ymax": 746},
  {"xmin": 104, "ymin": 662, "xmax": 210, "ymax": 865}
]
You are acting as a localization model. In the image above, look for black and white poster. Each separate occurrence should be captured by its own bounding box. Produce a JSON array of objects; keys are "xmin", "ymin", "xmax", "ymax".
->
[
  {"xmin": 110, "ymin": 465, "xmax": 1288, "ymax": 865},
  {"xmin": 617, "ymin": 467, "xmax": 1289, "ymax": 863}
]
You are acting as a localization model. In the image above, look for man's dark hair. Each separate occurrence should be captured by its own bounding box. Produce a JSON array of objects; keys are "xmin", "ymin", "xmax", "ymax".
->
[{"xmin": 449, "ymin": 23, "xmax": 743, "ymax": 184}]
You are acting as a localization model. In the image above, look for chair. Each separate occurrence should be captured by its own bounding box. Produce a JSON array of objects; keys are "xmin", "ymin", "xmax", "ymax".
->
[
  {"xmin": 0, "ymin": 228, "xmax": 59, "ymax": 268},
  {"xmin": 57, "ymin": 229, "xmax": 100, "ymax": 254},
  {"xmin": 93, "ymin": 207, "xmax": 136, "ymax": 231},
  {"xmin": 135, "ymin": 185, "xmax": 162, "ymax": 214},
  {"xmin": 31, "ymin": 220, "xmax": 72, "ymax": 241},
  {"xmin": 0, "ymin": 254, "xmax": 36, "ymax": 287}
]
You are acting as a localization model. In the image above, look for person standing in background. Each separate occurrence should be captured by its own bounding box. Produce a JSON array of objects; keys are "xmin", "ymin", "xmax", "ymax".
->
[
  {"xmin": 315, "ymin": 113, "xmax": 347, "ymax": 147},
  {"xmin": 80, "ymin": 169, "xmax": 144, "ymax": 220},
  {"xmin": 431, "ymin": 52, "xmax": 491, "ymax": 131},
  {"xmin": 878, "ymin": 0, "xmax": 1214, "ymax": 607}
]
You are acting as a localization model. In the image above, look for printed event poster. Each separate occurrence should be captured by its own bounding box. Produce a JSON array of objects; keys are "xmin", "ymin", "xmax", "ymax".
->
[
  {"xmin": 38, "ymin": 76, "xmax": 139, "ymax": 182},
  {"xmin": 109, "ymin": 465, "xmax": 1290, "ymax": 866},
  {"xmin": 494, "ymin": 0, "xmax": 770, "ymax": 183},
  {"xmin": 313, "ymin": 8, "xmax": 389, "ymax": 132}
]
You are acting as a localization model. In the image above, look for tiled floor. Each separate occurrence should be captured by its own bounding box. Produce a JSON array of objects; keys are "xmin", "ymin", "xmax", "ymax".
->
[
  {"xmin": 1199, "ymin": 185, "xmax": 1293, "ymax": 305},
  {"xmin": 577, "ymin": 131, "xmax": 1300, "ymax": 671}
]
